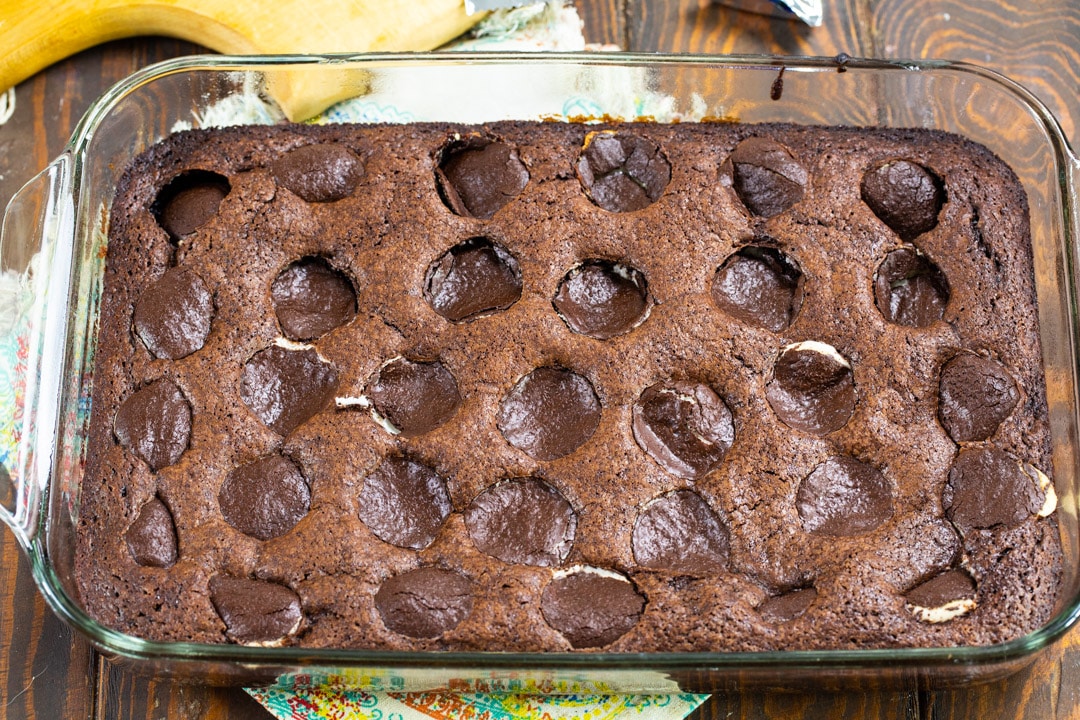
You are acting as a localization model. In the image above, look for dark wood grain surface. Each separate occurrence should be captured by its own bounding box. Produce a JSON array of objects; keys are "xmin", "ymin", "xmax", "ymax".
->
[{"xmin": 1, "ymin": 1, "xmax": 1079, "ymax": 717}]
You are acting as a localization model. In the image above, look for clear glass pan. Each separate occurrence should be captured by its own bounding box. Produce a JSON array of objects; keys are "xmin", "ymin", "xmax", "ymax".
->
[{"xmin": 2, "ymin": 52, "xmax": 1080, "ymax": 692}]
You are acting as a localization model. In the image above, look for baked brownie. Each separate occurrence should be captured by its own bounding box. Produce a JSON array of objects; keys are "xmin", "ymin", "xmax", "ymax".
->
[{"xmin": 75, "ymin": 121, "xmax": 1061, "ymax": 652}]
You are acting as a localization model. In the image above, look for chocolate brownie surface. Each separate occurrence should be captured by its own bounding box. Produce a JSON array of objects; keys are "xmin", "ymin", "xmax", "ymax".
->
[{"xmin": 76, "ymin": 121, "xmax": 1061, "ymax": 652}]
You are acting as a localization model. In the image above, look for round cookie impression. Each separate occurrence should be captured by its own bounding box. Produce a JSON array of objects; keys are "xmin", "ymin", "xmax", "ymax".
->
[
  {"xmin": 133, "ymin": 267, "xmax": 214, "ymax": 360},
  {"xmin": 125, "ymin": 497, "xmax": 178, "ymax": 568},
  {"xmin": 240, "ymin": 344, "xmax": 339, "ymax": 436},
  {"xmin": 363, "ymin": 357, "xmax": 462, "ymax": 437},
  {"xmin": 375, "ymin": 567, "xmax": 474, "ymax": 639},
  {"xmin": 938, "ymin": 353, "xmax": 1019, "ymax": 442},
  {"xmin": 114, "ymin": 378, "xmax": 192, "ymax": 471},
  {"xmin": 796, "ymin": 456, "xmax": 893, "ymax": 536},
  {"xmin": 435, "ymin": 136, "xmax": 529, "ymax": 219},
  {"xmin": 766, "ymin": 341, "xmax": 856, "ymax": 435},
  {"xmin": 209, "ymin": 575, "xmax": 303, "ymax": 646},
  {"xmin": 632, "ymin": 489, "xmax": 730, "ymax": 574},
  {"xmin": 465, "ymin": 477, "xmax": 577, "ymax": 567},
  {"xmin": 874, "ymin": 247, "xmax": 950, "ymax": 327},
  {"xmin": 153, "ymin": 170, "xmax": 230, "ymax": 241},
  {"xmin": 632, "ymin": 381, "xmax": 735, "ymax": 480},
  {"xmin": 271, "ymin": 143, "xmax": 364, "ymax": 203},
  {"xmin": 553, "ymin": 260, "xmax": 651, "ymax": 340},
  {"xmin": 576, "ymin": 131, "xmax": 671, "ymax": 213},
  {"xmin": 943, "ymin": 447, "xmax": 1044, "ymax": 531},
  {"xmin": 218, "ymin": 454, "xmax": 311, "ymax": 541},
  {"xmin": 723, "ymin": 136, "xmax": 808, "ymax": 218},
  {"xmin": 358, "ymin": 457, "xmax": 452, "ymax": 550},
  {"xmin": 905, "ymin": 569, "xmax": 977, "ymax": 624},
  {"xmin": 541, "ymin": 567, "xmax": 646, "ymax": 649},
  {"xmin": 424, "ymin": 237, "xmax": 522, "ymax": 322},
  {"xmin": 711, "ymin": 245, "xmax": 803, "ymax": 332},
  {"xmin": 759, "ymin": 587, "xmax": 817, "ymax": 623},
  {"xmin": 861, "ymin": 159, "xmax": 945, "ymax": 240},
  {"xmin": 497, "ymin": 367, "xmax": 602, "ymax": 461},
  {"xmin": 271, "ymin": 257, "xmax": 357, "ymax": 341}
]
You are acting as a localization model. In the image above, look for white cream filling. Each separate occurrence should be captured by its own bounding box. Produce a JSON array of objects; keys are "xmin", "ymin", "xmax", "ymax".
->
[
  {"xmin": 1024, "ymin": 463, "xmax": 1058, "ymax": 518},
  {"xmin": 610, "ymin": 262, "xmax": 641, "ymax": 284},
  {"xmin": 335, "ymin": 392, "xmax": 402, "ymax": 436},
  {"xmin": 334, "ymin": 395, "xmax": 370, "ymax": 409},
  {"xmin": 1040, "ymin": 484, "xmax": 1059, "ymax": 519},
  {"xmin": 273, "ymin": 336, "xmax": 331, "ymax": 363},
  {"xmin": 553, "ymin": 564, "xmax": 629, "ymax": 583},
  {"xmin": 334, "ymin": 356, "xmax": 406, "ymax": 434},
  {"xmin": 782, "ymin": 340, "xmax": 850, "ymax": 369},
  {"xmin": 368, "ymin": 408, "xmax": 402, "ymax": 436},
  {"xmin": 378, "ymin": 355, "xmax": 405, "ymax": 370},
  {"xmin": 907, "ymin": 598, "xmax": 977, "ymax": 624},
  {"xmin": 274, "ymin": 336, "xmax": 313, "ymax": 351},
  {"xmin": 657, "ymin": 387, "xmax": 717, "ymax": 448}
]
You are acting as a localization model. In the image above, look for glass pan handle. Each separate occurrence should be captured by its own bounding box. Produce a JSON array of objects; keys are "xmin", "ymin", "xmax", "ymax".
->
[{"xmin": 0, "ymin": 154, "xmax": 74, "ymax": 550}]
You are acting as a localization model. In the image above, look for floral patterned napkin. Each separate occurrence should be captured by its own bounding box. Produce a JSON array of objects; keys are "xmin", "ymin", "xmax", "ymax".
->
[{"xmin": 246, "ymin": 688, "xmax": 708, "ymax": 720}]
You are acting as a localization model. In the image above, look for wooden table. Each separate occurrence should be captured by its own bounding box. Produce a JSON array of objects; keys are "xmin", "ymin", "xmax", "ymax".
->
[{"xmin": 2, "ymin": 1, "xmax": 1080, "ymax": 717}]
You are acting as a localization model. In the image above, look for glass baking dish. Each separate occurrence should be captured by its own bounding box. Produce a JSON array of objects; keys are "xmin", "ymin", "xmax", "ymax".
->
[{"xmin": 2, "ymin": 52, "xmax": 1080, "ymax": 693}]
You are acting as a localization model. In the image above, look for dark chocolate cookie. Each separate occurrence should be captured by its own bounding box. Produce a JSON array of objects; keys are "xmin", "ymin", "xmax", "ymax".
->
[
  {"xmin": 541, "ymin": 568, "xmax": 645, "ymax": 648},
  {"xmin": 553, "ymin": 260, "xmax": 651, "ymax": 339},
  {"xmin": 364, "ymin": 358, "xmax": 461, "ymax": 437},
  {"xmin": 632, "ymin": 490, "xmax": 729, "ymax": 574},
  {"xmin": 209, "ymin": 575, "xmax": 303, "ymax": 645},
  {"xmin": 424, "ymin": 237, "xmax": 522, "ymax": 322},
  {"xmin": 577, "ymin": 132, "xmax": 670, "ymax": 212},
  {"xmin": 358, "ymin": 457, "xmax": 452, "ymax": 550},
  {"xmin": 435, "ymin": 137, "xmax": 529, "ymax": 218},
  {"xmin": 114, "ymin": 379, "xmax": 192, "ymax": 471},
  {"xmin": 632, "ymin": 381, "xmax": 735, "ymax": 480},
  {"xmin": 133, "ymin": 267, "xmax": 214, "ymax": 360},
  {"xmin": 724, "ymin": 137, "xmax": 807, "ymax": 217},
  {"xmin": 272, "ymin": 143, "xmax": 364, "ymax": 202},
  {"xmin": 271, "ymin": 257, "xmax": 356, "ymax": 341},
  {"xmin": 465, "ymin": 477, "xmax": 576, "ymax": 567},
  {"xmin": 218, "ymin": 454, "xmax": 311, "ymax": 541},
  {"xmin": 240, "ymin": 345, "xmax": 339, "ymax": 436},
  {"xmin": 375, "ymin": 567, "xmax": 474, "ymax": 638},
  {"xmin": 497, "ymin": 367, "xmax": 601, "ymax": 461}
]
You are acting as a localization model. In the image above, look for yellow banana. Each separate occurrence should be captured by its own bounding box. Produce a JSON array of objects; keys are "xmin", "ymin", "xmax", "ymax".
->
[{"xmin": 0, "ymin": 0, "xmax": 484, "ymax": 120}]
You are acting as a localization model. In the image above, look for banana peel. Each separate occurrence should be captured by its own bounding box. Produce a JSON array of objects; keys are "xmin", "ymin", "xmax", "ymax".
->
[{"xmin": 0, "ymin": 0, "xmax": 485, "ymax": 120}]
